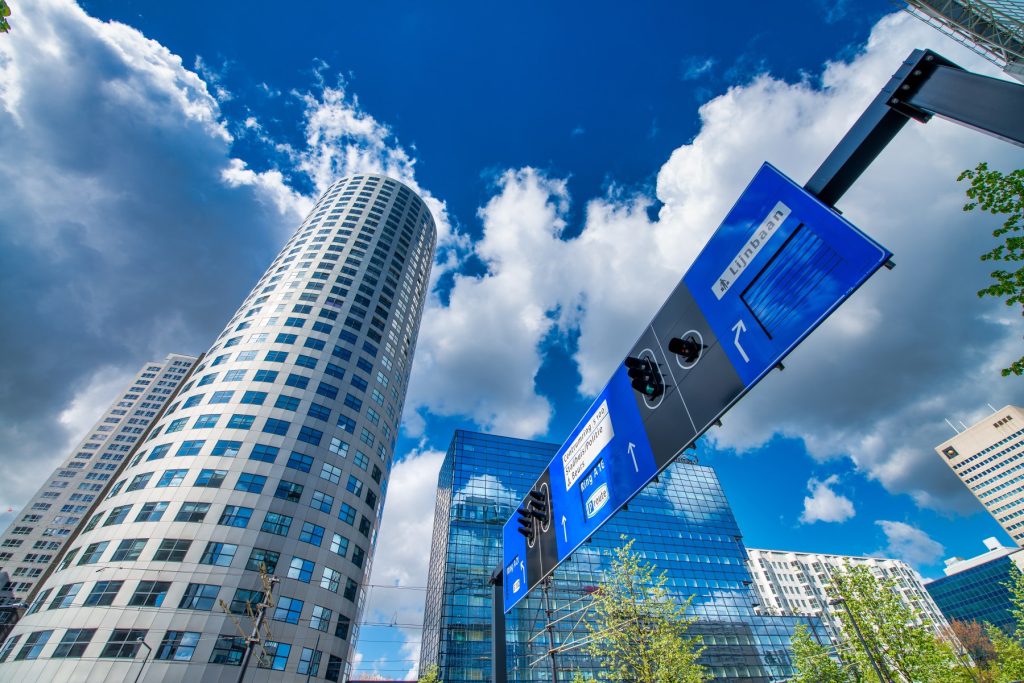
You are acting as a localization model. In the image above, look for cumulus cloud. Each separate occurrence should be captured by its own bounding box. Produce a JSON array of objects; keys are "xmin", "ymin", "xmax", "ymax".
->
[
  {"xmin": 800, "ymin": 475, "xmax": 856, "ymax": 524},
  {"xmin": 0, "ymin": 0, "xmax": 450, "ymax": 524},
  {"xmin": 363, "ymin": 446, "xmax": 445, "ymax": 679},
  {"xmin": 875, "ymin": 520, "xmax": 945, "ymax": 568},
  {"xmin": 406, "ymin": 12, "xmax": 1024, "ymax": 513}
]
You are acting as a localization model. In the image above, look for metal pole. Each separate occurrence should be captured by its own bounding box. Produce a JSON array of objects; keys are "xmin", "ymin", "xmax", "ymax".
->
[
  {"xmin": 542, "ymin": 578, "xmax": 558, "ymax": 682},
  {"xmin": 835, "ymin": 598, "xmax": 888, "ymax": 683},
  {"xmin": 132, "ymin": 637, "xmax": 152, "ymax": 683},
  {"xmin": 490, "ymin": 565, "xmax": 508, "ymax": 683},
  {"xmin": 305, "ymin": 632, "xmax": 322, "ymax": 683},
  {"xmin": 237, "ymin": 575, "xmax": 280, "ymax": 683}
]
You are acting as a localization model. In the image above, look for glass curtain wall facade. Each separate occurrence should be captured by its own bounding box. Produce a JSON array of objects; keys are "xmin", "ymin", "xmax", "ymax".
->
[
  {"xmin": 0, "ymin": 174, "xmax": 436, "ymax": 683},
  {"xmin": 926, "ymin": 554, "xmax": 1024, "ymax": 633},
  {"xmin": 421, "ymin": 430, "xmax": 827, "ymax": 682}
]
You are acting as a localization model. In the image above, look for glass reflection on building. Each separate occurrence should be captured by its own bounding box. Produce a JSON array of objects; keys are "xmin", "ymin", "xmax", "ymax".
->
[{"xmin": 421, "ymin": 430, "xmax": 829, "ymax": 682}]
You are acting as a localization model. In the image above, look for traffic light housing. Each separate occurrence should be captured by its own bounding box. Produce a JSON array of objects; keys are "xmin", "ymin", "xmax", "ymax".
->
[
  {"xmin": 668, "ymin": 335, "xmax": 705, "ymax": 363},
  {"xmin": 516, "ymin": 505, "xmax": 534, "ymax": 540},
  {"xmin": 527, "ymin": 488, "xmax": 549, "ymax": 527},
  {"xmin": 625, "ymin": 355, "xmax": 664, "ymax": 399}
]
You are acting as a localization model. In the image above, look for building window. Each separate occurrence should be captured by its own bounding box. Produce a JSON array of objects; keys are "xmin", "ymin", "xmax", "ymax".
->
[
  {"xmin": 288, "ymin": 556, "xmax": 315, "ymax": 583},
  {"xmin": 273, "ymin": 596, "xmax": 304, "ymax": 624},
  {"xmin": 326, "ymin": 654, "xmax": 344, "ymax": 681},
  {"xmin": 174, "ymin": 502, "xmax": 210, "ymax": 523},
  {"xmin": 14, "ymin": 630, "xmax": 52, "ymax": 661},
  {"xmin": 212, "ymin": 439, "xmax": 242, "ymax": 456},
  {"xmin": 103, "ymin": 504, "xmax": 132, "ymax": 526},
  {"xmin": 209, "ymin": 636, "xmax": 246, "ymax": 666},
  {"xmin": 261, "ymin": 512, "xmax": 292, "ymax": 536},
  {"xmin": 196, "ymin": 469, "xmax": 227, "ymax": 488},
  {"xmin": 257, "ymin": 641, "xmax": 291, "ymax": 671},
  {"xmin": 100, "ymin": 629, "xmax": 147, "ymax": 658},
  {"xmin": 200, "ymin": 541, "xmax": 237, "ymax": 567},
  {"xmin": 320, "ymin": 463, "xmax": 342, "ymax": 484},
  {"xmin": 275, "ymin": 480, "xmax": 304, "ymax": 503},
  {"xmin": 153, "ymin": 538, "xmax": 192, "ymax": 562},
  {"xmin": 126, "ymin": 472, "xmax": 153, "ymax": 491},
  {"xmin": 338, "ymin": 503, "xmax": 356, "ymax": 525},
  {"xmin": 128, "ymin": 581, "xmax": 170, "ymax": 607},
  {"xmin": 240, "ymin": 391, "xmax": 267, "ymax": 405},
  {"xmin": 287, "ymin": 452, "xmax": 313, "ymax": 472},
  {"xmin": 235, "ymin": 473, "xmax": 267, "ymax": 494},
  {"xmin": 194, "ymin": 414, "xmax": 220, "ymax": 429},
  {"xmin": 178, "ymin": 583, "xmax": 219, "ymax": 610},
  {"xmin": 329, "ymin": 437, "xmax": 350, "ymax": 456},
  {"xmin": 52, "ymin": 628, "xmax": 95, "ymax": 658},
  {"xmin": 111, "ymin": 538, "xmax": 147, "ymax": 562},
  {"xmin": 84, "ymin": 580, "xmax": 124, "ymax": 606},
  {"xmin": 156, "ymin": 631, "xmax": 200, "ymax": 662},
  {"xmin": 250, "ymin": 444, "xmax": 279, "ymax": 463},
  {"xmin": 310, "ymin": 490, "xmax": 334, "ymax": 514},
  {"xmin": 299, "ymin": 521, "xmax": 325, "ymax": 546},
  {"xmin": 77, "ymin": 541, "xmax": 109, "ymax": 565},
  {"xmin": 321, "ymin": 566, "xmax": 342, "ymax": 592},
  {"xmin": 176, "ymin": 439, "xmax": 205, "ymax": 456},
  {"xmin": 227, "ymin": 414, "xmax": 255, "ymax": 430},
  {"xmin": 274, "ymin": 395, "xmax": 300, "ymax": 411},
  {"xmin": 298, "ymin": 425, "xmax": 323, "ymax": 446},
  {"xmin": 156, "ymin": 469, "xmax": 188, "ymax": 487},
  {"xmin": 218, "ymin": 505, "xmax": 253, "ymax": 528},
  {"xmin": 48, "ymin": 582, "xmax": 82, "ymax": 610},
  {"xmin": 246, "ymin": 548, "xmax": 280, "ymax": 574},
  {"xmin": 298, "ymin": 647, "xmax": 322, "ymax": 676},
  {"xmin": 263, "ymin": 418, "xmax": 291, "ymax": 436},
  {"xmin": 135, "ymin": 501, "xmax": 169, "ymax": 522},
  {"xmin": 310, "ymin": 605, "xmax": 332, "ymax": 632}
]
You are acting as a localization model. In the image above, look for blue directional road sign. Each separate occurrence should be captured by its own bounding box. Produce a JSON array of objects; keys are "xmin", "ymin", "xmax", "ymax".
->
[{"xmin": 503, "ymin": 162, "xmax": 892, "ymax": 612}]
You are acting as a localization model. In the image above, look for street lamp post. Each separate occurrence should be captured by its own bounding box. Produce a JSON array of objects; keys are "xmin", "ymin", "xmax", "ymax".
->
[
  {"xmin": 133, "ymin": 637, "xmax": 153, "ymax": 683},
  {"xmin": 829, "ymin": 597, "xmax": 888, "ymax": 683}
]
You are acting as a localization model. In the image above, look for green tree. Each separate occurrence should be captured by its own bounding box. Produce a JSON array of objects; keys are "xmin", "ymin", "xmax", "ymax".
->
[
  {"xmin": 790, "ymin": 564, "xmax": 977, "ymax": 682},
  {"xmin": 583, "ymin": 538, "xmax": 707, "ymax": 683},
  {"xmin": 958, "ymin": 163, "xmax": 1024, "ymax": 376},
  {"xmin": 790, "ymin": 622, "xmax": 848, "ymax": 683},
  {"xmin": 418, "ymin": 664, "xmax": 442, "ymax": 683}
]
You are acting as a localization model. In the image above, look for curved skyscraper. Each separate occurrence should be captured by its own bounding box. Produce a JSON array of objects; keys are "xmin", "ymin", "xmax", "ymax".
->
[{"xmin": 0, "ymin": 174, "xmax": 436, "ymax": 682}]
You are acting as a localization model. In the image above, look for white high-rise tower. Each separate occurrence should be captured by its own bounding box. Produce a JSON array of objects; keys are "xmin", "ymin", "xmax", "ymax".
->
[{"xmin": 0, "ymin": 174, "xmax": 436, "ymax": 682}]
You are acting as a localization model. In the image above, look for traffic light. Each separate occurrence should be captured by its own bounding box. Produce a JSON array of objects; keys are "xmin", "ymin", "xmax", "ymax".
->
[
  {"xmin": 668, "ymin": 335, "xmax": 705, "ymax": 363},
  {"xmin": 516, "ymin": 505, "xmax": 534, "ymax": 540},
  {"xmin": 625, "ymin": 355, "xmax": 664, "ymax": 399},
  {"xmin": 527, "ymin": 488, "xmax": 549, "ymax": 527}
]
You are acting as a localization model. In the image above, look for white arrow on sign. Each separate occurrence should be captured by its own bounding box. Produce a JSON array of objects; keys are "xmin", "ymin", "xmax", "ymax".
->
[
  {"xmin": 627, "ymin": 442, "xmax": 638, "ymax": 472},
  {"xmin": 732, "ymin": 319, "xmax": 750, "ymax": 363},
  {"xmin": 561, "ymin": 515, "xmax": 568, "ymax": 542}
]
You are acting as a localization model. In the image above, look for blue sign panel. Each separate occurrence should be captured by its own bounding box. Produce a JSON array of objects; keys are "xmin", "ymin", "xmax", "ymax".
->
[
  {"xmin": 503, "ymin": 162, "xmax": 892, "ymax": 612},
  {"xmin": 684, "ymin": 165, "xmax": 892, "ymax": 388}
]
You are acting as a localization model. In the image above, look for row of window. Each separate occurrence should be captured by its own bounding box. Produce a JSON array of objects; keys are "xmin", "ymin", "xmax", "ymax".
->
[
  {"xmin": 107, "ymin": 459, "xmax": 379, "ymax": 512},
  {"xmin": 0, "ymin": 627, "xmax": 345, "ymax": 679}
]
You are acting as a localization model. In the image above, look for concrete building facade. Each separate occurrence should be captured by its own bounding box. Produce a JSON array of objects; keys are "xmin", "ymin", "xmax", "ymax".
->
[
  {"xmin": 0, "ymin": 174, "xmax": 436, "ymax": 682},
  {"xmin": 746, "ymin": 548, "xmax": 949, "ymax": 642},
  {"xmin": 935, "ymin": 406, "xmax": 1024, "ymax": 546}
]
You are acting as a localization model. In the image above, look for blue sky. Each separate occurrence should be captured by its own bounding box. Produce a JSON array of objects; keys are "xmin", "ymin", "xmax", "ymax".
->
[{"xmin": 1, "ymin": 0, "xmax": 1023, "ymax": 678}]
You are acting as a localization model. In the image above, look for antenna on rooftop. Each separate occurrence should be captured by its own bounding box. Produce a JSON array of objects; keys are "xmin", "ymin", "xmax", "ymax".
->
[{"xmin": 944, "ymin": 418, "xmax": 961, "ymax": 434}]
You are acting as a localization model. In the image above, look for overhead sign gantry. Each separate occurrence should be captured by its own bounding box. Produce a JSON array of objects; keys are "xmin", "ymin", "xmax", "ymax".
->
[{"xmin": 502, "ymin": 163, "xmax": 893, "ymax": 611}]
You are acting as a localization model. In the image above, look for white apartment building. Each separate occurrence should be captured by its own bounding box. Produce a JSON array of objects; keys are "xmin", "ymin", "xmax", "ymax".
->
[
  {"xmin": 0, "ymin": 354, "xmax": 196, "ymax": 599},
  {"xmin": 935, "ymin": 405, "xmax": 1024, "ymax": 546},
  {"xmin": 746, "ymin": 548, "xmax": 949, "ymax": 641},
  {"xmin": 0, "ymin": 174, "xmax": 436, "ymax": 682}
]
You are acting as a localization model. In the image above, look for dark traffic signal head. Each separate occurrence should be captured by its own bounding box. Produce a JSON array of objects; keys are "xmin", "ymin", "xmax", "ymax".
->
[
  {"xmin": 668, "ymin": 335, "xmax": 705, "ymax": 363},
  {"xmin": 516, "ymin": 505, "xmax": 534, "ymax": 540},
  {"xmin": 625, "ymin": 355, "xmax": 664, "ymax": 399},
  {"xmin": 527, "ymin": 488, "xmax": 549, "ymax": 526}
]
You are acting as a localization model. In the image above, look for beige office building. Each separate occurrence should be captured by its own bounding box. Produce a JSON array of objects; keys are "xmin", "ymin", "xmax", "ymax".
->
[{"xmin": 935, "ymin": 406, "xmax": 1024, "ymax": 546}]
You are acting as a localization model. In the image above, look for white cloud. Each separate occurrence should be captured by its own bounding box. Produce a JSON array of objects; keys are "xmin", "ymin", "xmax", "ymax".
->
[
  {"xmin": 364, "ymin": 446, "xmax": 445, "ymax": 679},
  {"xmin": 405, "ymin": 12, "xmax": 1024, "ymax": 512},
  {"xmin": 800, "ymin": 475, "xmax": 856, "ymax": 524},
  {"xmin": 875, "ymin": 520, "xmax": 945, "ymax": 568}
]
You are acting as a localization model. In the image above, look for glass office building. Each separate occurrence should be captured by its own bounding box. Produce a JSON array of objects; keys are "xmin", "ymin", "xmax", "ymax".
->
[
  {"xmin": 421, "ymin": 430, "xmax": 826, "ymax": 682},
  {"xmin": 926, "ymin": 543, "xmax": 1024, "ymax": 633}
]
